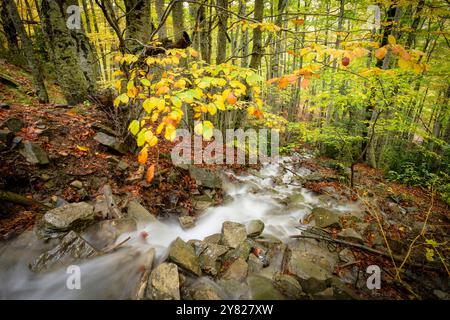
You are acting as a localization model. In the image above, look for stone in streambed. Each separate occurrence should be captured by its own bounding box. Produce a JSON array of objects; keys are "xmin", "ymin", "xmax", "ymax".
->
[
  {"xmin": 220, "ymin": 257, "xmax": 248, "ymax": 281},
  {"xmin": 147, "ymin": 262, "xmax": 180, "ymax": 300},
  {"xmin": 168, "ymin": 237, "xmax": 202, "ymax": 276},
  {"xmin": 248, "ymin": 275, "xmax": 285, "ymax": 300},
  {"xmin": 20, "ymin": 141, "xmax": 49, "ymax": 165},
  {"xmin": 311, "ymin": 207, "xmax": 342, "ymax": 229},
  {"xmin": 221, "ymin": 221, "xmax": 247, "ymax": 249},
  {"xmin": 247, "ymin": 219, "xmax": 265, "ymax": 237}
]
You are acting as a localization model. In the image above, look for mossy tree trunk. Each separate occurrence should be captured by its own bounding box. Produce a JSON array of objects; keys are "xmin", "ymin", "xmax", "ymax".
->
[
  {"xmin": 124, "ymin": 0, "xmax": 152, "ymax": 51},
  {"xmin": 39, "ymin": 0, "xmax": 98, "ymax": 105}
]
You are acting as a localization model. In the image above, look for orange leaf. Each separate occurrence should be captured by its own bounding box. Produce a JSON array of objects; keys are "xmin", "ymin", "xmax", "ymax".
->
[
  {"xmin": 156, "ymin": 86, "xmax": 170, "ymax": 96},
  {"xmin": 138, "ymin": 147, "xmax": 148, "ymax": 164},
  {"xmin": 292, "ymin": 19, "xmax": 305, "ymax": 25},
  {"xmin": 227, "ymin": 92, "xmax": 237, "ymax": 105},
  {"xmin": 146, "ymin": 164, "xmax": 155, "ymax": 183},
  {"xmin": 300, "ymin": 78, "xmax": 310, "ymax": 89}
]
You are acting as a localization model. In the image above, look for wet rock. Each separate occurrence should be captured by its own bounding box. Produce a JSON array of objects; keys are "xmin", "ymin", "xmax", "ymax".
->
[
  {"xmin": 179, "ymin": 216, "xmax": 195, "ymax": 229},
  {"xmin": 273, "ymin": 274, "xmax": 303, "ymax": 299},
  {"xmin": 20, "ymin": 141, "xmax": 49, "ymax": 165},
  {"xmin": 4, "ymin": 118, "xmax": 24, "ymax": 132},
  {"xmin": 184, "ymin": 279, "xmax": 225, "ymax": 300},
  {"xmin": 221, "ymin": 221, "xmax": 247, "ymax": 249},
  {"xmin": 313, "ymin": 287, "xmax": 334, "ymax": 299},
  {"xmin": 338, "ymin": 248, "xmax": 356, "ymax": 264},
  {"xmin": 70, "ymin": 180, "xmax": 83, "ymax": 189},
  {"xmin": 94, "ymin": 132, "xmax": 127, "ymax": 154},
  {"xmin": 198, "ymin": 243, "xmax": 228, "ymax": 276},
  {"xmin": 0, "ymin": 103, "xmax": 10, "ymax": 109},
  {"xmin": 312, "ymin": 207, "xmax": 342, "ymax": 229},
  {"xmin": 220, "ymin": 257, "xmax": 248, "ymax": 281},
  {"xmin": 247, "ymin": 219, "xmax": 265, "ymax": 237},
  {"xmin": 282, "ymin": 193, "xmax": 305, "ymax": 209},
  {"xmin": 82, "ymin": 218, "xmax": 137, "ymax": 250},
  {"xmin": 189, "ymin": 166, "xmax": 222, "ymax": 189},
  {"xmin": 216, "ymin": 279, "xmax": 250, "ymax": 300},
  {"xmin": 248, "ymin": 275, "xmax": 285, "ymax": 300},
  {"xmin": 36, "ymin": 202, "xmax": 94, "ymax": 239},
  {"xmin": 0, "ymin": 129, "xmax": 14, "ymax": 148},
  {"xmin": 127, "ymin": 200, "xmax": 156, "ymax": 223},
  {"xmin": 330, "ymin": 276, "xmax": 361, "ymax": 300},
  {"xmin": 147, "ymin": 263, "xmax": 180, "ymax": 300},
  {"xmin": 433, "ymin": 290, "xmax": 450, "ymax": 300},
  {"xmin": 30, "ymin": 231, "xmax": 98, "ymax": 272},
  {"xmin": 248, "ymin": 253, "xmax": 264, "ymax": 274},
  {"xmin": 337, "ymin": 228, "xmax": 364, "ymax": 244},
  {"xmin": 203, "ymin": 233, "xmax": 221, "ymax": 244},
  {"xmin": 169, "ymin": 237, "xmax": 202, "ymax": 276}
]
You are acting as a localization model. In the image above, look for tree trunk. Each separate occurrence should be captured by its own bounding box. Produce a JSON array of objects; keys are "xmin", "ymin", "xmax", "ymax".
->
[
  {"xmin": 124, "ymin": 0, "xmax": 152, "ymax": 50},
  {"xmin": 172, "ymin": 0, "xmax": 184, "ymax": 41},
  {"xmin": 155, "ymin": 0, "xmax": 167, "ymax": 40},
  {"xmin": 215, "ymin": 0, "xmax": 228, "ymax": 64},
  {"xmin": 40, "ymin": 0, "xmax": 96, "ymax": 105},
  {"xmin": 5, "ymin": 0, "xmax": 48, "ymax": 103},
  {"xmin": 249, "ymin": 0, "xmax": 263, "ymax": 70},
  {"xmin": 1, "ymin": 0, "xmax": 19, "ymax": 53}
]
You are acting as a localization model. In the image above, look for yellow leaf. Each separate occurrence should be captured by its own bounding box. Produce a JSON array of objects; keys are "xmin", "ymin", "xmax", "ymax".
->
[
  {"xmin": 194, "ymin": 122, "xmax": 203, "ymax": 136},
  {"xmin": 76, "ymin": 145, "xmax": 89, "ymax": 152},
  {"xmin": 207, "ymin": 103, "xmax": 217, "ymax": 116},
  {"xmin": 388, "ymin": 35, "xmax": 396, "ymax": 45},
  {"xmin": 164, "ymin": 125, "xmax": 177, "ymax": 141},
  {"xmin": 148, "ymin": 135, "xmax": 158, "ymax": 147},
  {"xmin": 375, "ymin": 47, "xmax": 387, "ymax": 60}
]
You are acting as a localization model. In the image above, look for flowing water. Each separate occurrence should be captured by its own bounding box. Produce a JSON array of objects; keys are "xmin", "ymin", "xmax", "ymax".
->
[{"xmin": 0, "ymin": 155, "xmax": 363, "ymax": 299}]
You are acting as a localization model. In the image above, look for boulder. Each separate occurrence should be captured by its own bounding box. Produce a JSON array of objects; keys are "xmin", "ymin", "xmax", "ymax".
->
[
  {"xmin": 127, "ymin": 200, "xmax": 156, "ymax": 222},
  {"xmin": 0, "ymin": 129, "xmax": 14, "ymax": 149},
  {"xmin": 189, "ymin": 166, "xmax": 222, "ymax": 189},
  {"xmin": 220, "ymin": 257, "xmax": 248, "ymax": 281},
  {"xmin": 198, "ymin": 243, "xmax": 228, "ymax": 276},
  {"xmin": 169, "ymin": 237, "xmax": 202, "ymax": 276},
  {"xmin": 94, "ymin": 132, "xmax": 127, "ymax": 154},
  {"xmin": 30, "ymin": 231, "xmax": 98, "ymax": 272},
  {"xmin": 221, "ymin": 221, "xmax": 247, "ymax": 249},
  {"xmin": 247, "ymin": 220, "xmax": 265, "ymax": 237},
  {"xmin": 20, "ymin": 141, "xmax": 49, "ymax": 165},
  {"xmin": 337, "ymin": 228, "xmax": 364, "ymax": 244},
  {"xmin": 184, "ymin": 279, "xmax": 225, "ymax": 300},
  {"xmin": 312, "ymin": 207, "xmax": 342, "ymax": 229},
  {"xmin": 248, "ymin": 275, "xmax": 285, "ymax": 300},
  {"xmin": 147, "ymin": 263, "xmax": 180, "ymax": 300},
  {"xmin": 247, "ymin": 253, "xmax": 264, "ymax": 274},
  {"xmin": 273, "ymin": 274, "xmax": 304, "ymax": 299},
  {"xmin": 4, "ymin": 117, "xmax": 24, "ymax": 132},
  {"xmin": 203, "ymin": 233, "xmax": 221, "ymax": 245},
  {"xmin": 36, "ymin": 202, "xmax": 94, "ymax": 239}
]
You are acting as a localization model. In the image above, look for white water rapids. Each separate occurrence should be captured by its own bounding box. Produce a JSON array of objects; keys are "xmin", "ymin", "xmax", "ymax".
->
[{"xmin": 0, "ymin": 155, "xmax": 362, "ymax": 299}]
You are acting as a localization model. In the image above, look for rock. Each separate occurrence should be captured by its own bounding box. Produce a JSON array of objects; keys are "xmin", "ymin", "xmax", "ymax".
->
[
  {"xmin": 147, "ymin": 263, "xmax": 180, "ymax": 300},
  {"xmin": 20, "ymin": 141, "xmax": 49, "ymax": 165},
  {"xmin": 433, "ymin": 289, "xmax": 450, "ymax": 300},
  {"xmin": 203, "ymin": 233, "xmax": 221, "ymax": 244},
  {"xmin": 220, "ymin": 257, "xmax": 248, "ymax": 281},
  {"xmin": 70, "ymin": 180, "xmax": 83, "ymax": 189},
  {"xmin": 82, "ymin": 218, "xmax": 137, "ymax": 250},
  {"xmin": 94, "ymin": 132, "xmax": 127, "ymax": 154},
  {"xmin": 337, "ymin": 228, "xmax": 364, "ymax": 244},
  {"xmin": 30, "ymin": 231, "xmax": 98, "ymax": 272},
  {"xmin": 338, "ymin": 248, "xmax": 356, "ymax": 264},
  {"xmin": 216, "ymin": 279, "xmax": 250, "ymax": 300},
  {"xmin": 117, "ymin": 160, "xmax": 129, "ymax": 171},
  {"xmin": 221, "ymin": 221, "xmax": 247, "ymax": 249},
  {"xmin": 283, "ymin": 193, "xmax": 305, "ymax": 209},
  {"xmin": 127, "ymin": 200, "xmax": 156, "ymax": 222},
  {"xmin": 330, "ymin": 276, "xmax": 361, "ymax": 300},
  {"xmin": 222, "ymin": 240, "xmax": 252, "ymax": 263},
  {"xmin": 273, "ymin": 274, "xmax": 303, "ymax": 299},
  {"xmin": 248, "ymin": 253, "xmax": 264, "ymax": 274},
  {"xmin": 248, "ymin": 275, "xmax": 285, "ymax": 300},
  {"xmin": 0, "ymin": 103, "xmax": 10, "ymax": 109},
  {"xmin": 247, "ymin": 220, "xmax": 265, "ymax": 237},
  {"xmin": 169, "ymin": 237, "xmax": 202, "ymax": 276},
  {"xmin": 92, "ymin": 123, "xmax": 118, "ymax": 137},
  {"xmin": 189, "ymin": 166, "xmax": 222, "ymax": 189},
  {"xmin": 198, "ymin": 243, "xmax": 228, "ymax": 276},
  {"xmin": 36, "ymin": 202, "xmax": 94, "ymax": 239},
  {"xmin": 184, "ymin": 279, "xmax": 225, "ymax": 300},
  {"xmin": 4, "ymin": 118, "xmax": 24, "ymax": 132},
  {"xmin": 312, "ymin": 207, "xmax": 342, "ymax": 229},
  {"xmin": 313, "ymin": 287, "xmax": 334, "ymax": 299},
  {"xmin": 179, "ymin": 216, "xmax": 195, "ymax": 229},
  {"xmin": 283, "ymin": 239, "xmax": 338, "ymax": 293}
]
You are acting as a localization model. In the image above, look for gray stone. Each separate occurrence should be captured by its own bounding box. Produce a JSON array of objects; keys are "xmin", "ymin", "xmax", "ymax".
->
[
  {"xmin": 221, "ymin": 221, "xmax": 247, "ymax": 249},
  {"xmin": 82, "ymin": 218, "xmax": 137, "ymax": 250},
  {"xmin": 248, "ymin": 253, "xmax": 264, "ymax": 274},
  {"xmin": 433, "ymin": 289, "xmax": 450, "ymax": 300},
  {"xmin": 147, "ymin": 263, "xmax": 180, "ymax": 300},
  {"xmin": 117, "ymin": 160, "xmax": 129, "ymax": 171},
  {"xmin": 169, "ymin": 237, "xmax": 202, "ymax": 276},
  {"xmin": 179, "ymin": 216, "xmax": 195, "ymax": 229},
  {"xmin": 185, "ymin": 279, "xmax": 225, "ymax": 300},
  {"xmin": 203, "ymin": 233, "xmax": 221, "ymax": 244},
  {"xmin": 273, "ymin": 274, "xmax": 303, "ymax": 299},
  {"xmin": 70, "ymin": 180, "xmax": 83, "ymax": 189},
  {"xmin": 20, "ymin": 141, "xmax": 49, "ymax": 165},
  {"xmin": 30, "ymin": 231, "xmax": 98, "ymax": 272},
  {"xmin": 94, "ymin": 132, "xmax": 127, "ymax": 154},
  {"xmin": 0, "ymin": 128, "xmax": 14, "ymax": 148},
  {"xmin": 337, "ymin": 228, "xmax": 364, "ymax": 244},
  {"xmin": 189, "ymin": 166, "xmax": 222, "ymax": 189},
  {"xmin": 338, "ymin": 248, "xmax": 356, "ymax": 264},
  {"xmin": 220, "ymin": 257, "xmax": 248, "ymax": 281},
  {"xmin": 127, "ymin": 200, "xmax": 156, "ymax": 222},
  {"xmin": 36, "ymin": 202, "xmax": 94, "ymax": 238},
  {"xmin": 216, "ymin": 279, "xmax": 250, "ymax": 300},
  {"xmin": 248, "ymin": 275, "xmax": 285, "ymax": 300},
  {"xmin": 312, "ymin": 207, "xmax": 342, "ymax": 229},
  {"xmin": 247, "ymin": 220, "xmax": 265, "ymax": 237},
  {"xmin": 198, "ymin": 243, "xmax": 228, "ymax": 276}
]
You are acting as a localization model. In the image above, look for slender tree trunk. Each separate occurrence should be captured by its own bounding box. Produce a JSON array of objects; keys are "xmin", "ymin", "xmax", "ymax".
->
[
  {"xmin": 1, "ymin": 0, "xmax": 19, "ymax": 53},
  {"xmin": 249, "ymin": 0, "xmax": 263, "ymax": 70},
  {"xmin": 5, "ymin": 0, "xmax": 48, "ymax": 102},
  {"xmin": 215, "ymin": 0, "xmax": 228, "ymax": 64},
  {"xmin": 155, "ymin": 0, "xmax": 168, "ymax": 40},
  {"xmin": 172, "ymin": 0, "xmax": 184, "ymax": 41},
  {"xmin": 124, "ymin": 0, "xmax": 152, "ymax": 50}
]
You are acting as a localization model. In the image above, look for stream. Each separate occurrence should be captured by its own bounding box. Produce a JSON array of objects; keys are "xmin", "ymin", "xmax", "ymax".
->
[{"xmin": 0, "ymin": 154, "xmax": 363, "ymax": 299}]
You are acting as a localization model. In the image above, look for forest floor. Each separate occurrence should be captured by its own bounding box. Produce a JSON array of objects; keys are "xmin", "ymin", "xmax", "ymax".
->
[{"xmin": 1, "ymin": 60, "xmax": 449, "ymax": 300}]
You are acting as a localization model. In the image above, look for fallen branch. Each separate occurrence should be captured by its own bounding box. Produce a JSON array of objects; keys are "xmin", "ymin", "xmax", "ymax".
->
[
  {"xmin": 0, "ymin": 190, "xmax": 51, "ymax": 208},
  {"xmin": 102, "ymin": 236, "xmax": 131, "ymax": 254}
]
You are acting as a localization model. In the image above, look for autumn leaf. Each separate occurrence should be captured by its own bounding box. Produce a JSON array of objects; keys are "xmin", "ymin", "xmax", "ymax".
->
[
  {"xmin": 226, "ymin": 92, "xmax": 237, "ymax": 105},
  {"xmin": 146, "ymin": 164, "xmax": 155, "ymax": 183},
  {"xmin": 138, "ymin": 147, "xmax": 148, "ymax": 164},
  {"xmin": 76, "ymin": 145, "xmax": 89, "ymax": 152},
  {"xmin": 292, "ymin": 19, "xmax": 305, "ymax": 26},
  {"xmin": 375, "ymin": 47, "xmax": 387, "ymax": 60}
]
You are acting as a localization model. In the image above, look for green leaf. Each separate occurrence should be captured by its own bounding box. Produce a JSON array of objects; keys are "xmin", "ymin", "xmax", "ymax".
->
[
  {"xmin": 137, "ymin": 129, "xmax": 147, "ymax": 147},
  {"xmin": 140, "ymin": 78, "xmax": 151, "ymax": 87}
]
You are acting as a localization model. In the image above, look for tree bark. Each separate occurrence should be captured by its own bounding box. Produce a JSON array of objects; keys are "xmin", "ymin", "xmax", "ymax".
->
[
  {"xmin": 155, "ymin": 0, "xmax": 168, "ymax": 40},
  {"xmin": 215, "ymin": 0, "xmax": 228, "ymax": 64},
  {"xmin": 249, "ymin": 0, "xmax": 263, "ymax": 70},
  {"xmin": 5, "ymin": 0, "xmax": 49, "ymax": 103},
  {"xmin": 124, "ymin": 0, "xmax": 152, "ymax": 50},
  {"xmin": 172, "ymin": 0, "xmax": 184, "ymax": 41},
  {"xmin": 1, "ymin": 0, "xmax": 19, "ymax": 53}
]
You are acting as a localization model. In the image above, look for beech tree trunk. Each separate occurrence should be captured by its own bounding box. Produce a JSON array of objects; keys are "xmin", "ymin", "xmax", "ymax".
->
[{"xmin": 249, "ymin": 0, "xmax": 263, "ymax": 70}]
